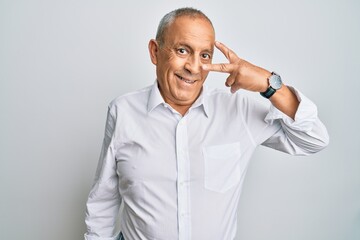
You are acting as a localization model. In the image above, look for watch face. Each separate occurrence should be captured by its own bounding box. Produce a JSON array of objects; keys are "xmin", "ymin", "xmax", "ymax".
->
[{"xmin": 269, "ymin": 74, "xmax": 282, "ymax": 90}]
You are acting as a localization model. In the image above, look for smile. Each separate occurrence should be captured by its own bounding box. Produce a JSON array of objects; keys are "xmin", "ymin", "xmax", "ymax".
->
[{"xmin": 176, "ymin": 74, "xmax": 197, "ymax": 84}]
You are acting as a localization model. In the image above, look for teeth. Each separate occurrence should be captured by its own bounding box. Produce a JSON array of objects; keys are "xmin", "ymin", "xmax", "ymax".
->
[
  {"xmin": 177, "ymin": 75, "xmax": 195, "ymax": 84},
  {"xmin": 178, "ymin": 75, "xmax": 195, "ymax": 83}
]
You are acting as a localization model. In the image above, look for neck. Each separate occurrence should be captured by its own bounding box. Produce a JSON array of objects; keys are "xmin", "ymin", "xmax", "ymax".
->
[
  {"xmin": 170, "ymin": 104, "xmax": 191, "ymax": 116},
  {"xmin": 157, "ymin": 83, "xmax": 202, "ymax": 116}
]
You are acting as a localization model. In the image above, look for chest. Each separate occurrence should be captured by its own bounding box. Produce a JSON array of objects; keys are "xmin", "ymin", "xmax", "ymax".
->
[{"xmin": 114, "ymin": 109, "xmax": 253, "ymax": 192}]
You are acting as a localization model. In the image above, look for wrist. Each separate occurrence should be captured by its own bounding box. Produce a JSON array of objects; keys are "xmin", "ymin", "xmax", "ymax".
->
[
  {"xmin": 260, "ymin": 72, "xmax": 283, "ymax": 99},
  {"xmin": 259, "ymin": 71, "xmax": 272, "ymax": 92}
]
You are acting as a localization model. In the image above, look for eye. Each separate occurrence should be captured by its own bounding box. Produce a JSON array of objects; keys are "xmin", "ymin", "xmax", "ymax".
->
[
  {"xmin": 201, "ymin": 53, "xmax": 211, "ymax": 60},
  {"xmin": 177, "ymin": 48, "xmax": 188, "ymax": 55}
]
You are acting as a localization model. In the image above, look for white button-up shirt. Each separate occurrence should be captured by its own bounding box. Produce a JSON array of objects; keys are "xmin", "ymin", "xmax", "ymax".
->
[{"xmin": 85, "ymin": 82, "xmax": 329, "ymax": 240}]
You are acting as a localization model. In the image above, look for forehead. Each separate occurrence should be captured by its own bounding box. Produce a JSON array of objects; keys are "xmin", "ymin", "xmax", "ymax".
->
[{"xmin": 164, "ymin": 16, "xmax": 215, "ymax": 49}]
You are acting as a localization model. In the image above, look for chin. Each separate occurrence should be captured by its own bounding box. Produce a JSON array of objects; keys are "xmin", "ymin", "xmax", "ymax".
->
[{"xmin": 174, "ymin": 91, "xmax": 198, "ymax": 103}]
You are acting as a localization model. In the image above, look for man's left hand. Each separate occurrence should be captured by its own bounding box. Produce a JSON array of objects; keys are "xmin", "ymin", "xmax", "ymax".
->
[
  {"xmin": 203, "ymin": 41, "xmax": 271, "ymax": 94},
  {"xmin": 203, "ymin": 41, "xmax": 299, "ymax": 119}
]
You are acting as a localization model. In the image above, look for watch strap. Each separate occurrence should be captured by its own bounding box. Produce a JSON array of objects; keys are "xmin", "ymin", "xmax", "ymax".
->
[{"xmin": 260, "ymin": 86, "xmax": 276, "ymax": 99}]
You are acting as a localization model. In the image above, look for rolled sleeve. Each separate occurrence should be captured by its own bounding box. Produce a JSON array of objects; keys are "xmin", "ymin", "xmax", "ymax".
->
[
  {"xmin": 262, "ymin": 86, "xmax": 329, "ymax": 155},
  {"xmin": 265, "ymin": 87, "xmax": 317, "ymax": 131}
]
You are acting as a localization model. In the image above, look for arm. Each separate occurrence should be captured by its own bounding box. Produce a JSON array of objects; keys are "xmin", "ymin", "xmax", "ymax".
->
[
  {"xmin": 84, "ymin": 107, "xmax": 121, "ymax": 240},
  {"xmin": 269, "ymin": 84, "xmax": 299, "ymax": 120},
  {"xmin": 244, "ymin": 87, "xmax": 329, "ymax": 155},
  {"xmin": 203, "ymin": 41, "xmax": 299, "ymax": 119},
  {"xmin": 204, "ymin": 41, "xmax": 329, "ymax": 154}
]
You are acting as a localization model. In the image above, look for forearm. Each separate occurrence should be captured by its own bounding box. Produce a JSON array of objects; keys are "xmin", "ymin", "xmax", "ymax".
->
[
  {"xmin": 269, "ymin": 84, "xmax": 299, "ymax": 120},
  {"xmin": 255, "ymin": 69, "xmax": 300, "ymax": 120}
]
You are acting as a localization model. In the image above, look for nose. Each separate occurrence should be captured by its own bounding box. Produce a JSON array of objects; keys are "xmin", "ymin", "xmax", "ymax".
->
[{"xmin": 184, "ymin": 55, "xmax": 202, "ymax": 75}]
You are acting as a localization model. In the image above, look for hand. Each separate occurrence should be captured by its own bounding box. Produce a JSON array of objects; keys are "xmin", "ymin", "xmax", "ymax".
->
[{"xmin": 203, "ymin": 41, "xmax": 271, "ymax": 93}]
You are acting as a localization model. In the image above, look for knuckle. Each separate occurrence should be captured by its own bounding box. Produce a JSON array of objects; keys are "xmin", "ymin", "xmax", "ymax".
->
[{"xmin": 220, "ymin": 63, "xmax": 227, "ymax": 71}]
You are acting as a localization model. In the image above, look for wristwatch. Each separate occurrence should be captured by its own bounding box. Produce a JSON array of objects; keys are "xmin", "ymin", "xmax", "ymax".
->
[{"xmin": 260, "ymin": 72, "xmax": 282, "ymax": 99}]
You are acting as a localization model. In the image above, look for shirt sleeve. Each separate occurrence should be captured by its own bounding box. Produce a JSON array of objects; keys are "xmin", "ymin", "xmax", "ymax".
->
[
  {"xmin": 245, "ymin": 86, "xmax": 329, "ymax": 155},
  {"xmin": 84, "ymin": 106, "xmax": 121, "ymax": 240}
]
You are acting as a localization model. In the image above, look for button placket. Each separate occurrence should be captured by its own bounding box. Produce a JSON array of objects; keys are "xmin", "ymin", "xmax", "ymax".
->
[{"xmin": 175, "ymin": 118, "xmax": 191, "ymax": 240}]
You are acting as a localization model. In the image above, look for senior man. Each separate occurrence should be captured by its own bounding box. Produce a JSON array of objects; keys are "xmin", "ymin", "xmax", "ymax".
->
[{"xmin": 84, "ymin": 7, "xmax": 329, "ymax": 240}]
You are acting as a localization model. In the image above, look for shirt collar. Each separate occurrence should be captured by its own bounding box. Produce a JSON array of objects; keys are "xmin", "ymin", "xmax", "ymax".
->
[
  {"xmin": 147, "ymin": 80, "xmax": 210, "ymax": 118},
  {"xmin": 189, "ymin": 85, "xmax": 210, "ymax": 118},
  {"xmin": 147, "ymin": 81, "xmax": 165, "ymax": 113}
]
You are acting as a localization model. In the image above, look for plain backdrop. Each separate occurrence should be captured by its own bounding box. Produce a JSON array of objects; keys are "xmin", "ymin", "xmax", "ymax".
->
[{"xmin": 1, "ymin": 0, "xmax": 359, "ymax": 239}]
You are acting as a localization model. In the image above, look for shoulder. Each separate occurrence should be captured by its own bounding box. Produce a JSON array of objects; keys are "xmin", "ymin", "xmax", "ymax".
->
[
  {"xmin": 108, "ymin": 85, "xmax": 152, "ymax": 116},
  {"xmin": 205, "ymin": 87, "xmax": 269, "ymax": 116}
]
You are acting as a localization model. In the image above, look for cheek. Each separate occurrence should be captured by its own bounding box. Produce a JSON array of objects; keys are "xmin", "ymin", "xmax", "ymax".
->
[{"xmin": 168, "ymin": 57, "xmax": 187, "ymax": 70}]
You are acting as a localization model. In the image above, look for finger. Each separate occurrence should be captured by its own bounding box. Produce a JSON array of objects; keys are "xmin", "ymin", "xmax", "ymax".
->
[
  {"xmin": 225, "ymin": 75, "xmax": 236, "ymax": 87},
  {"xmin": 214, "ymin": 41, "xmax": 238, "ymax": 62},
  {"xmin": 202, "ymin": 63, "xmax": 235, "ymax": 73},
  {"xmin": 230, "ymin": 84, "xmax": 241, "ymax": 94}
]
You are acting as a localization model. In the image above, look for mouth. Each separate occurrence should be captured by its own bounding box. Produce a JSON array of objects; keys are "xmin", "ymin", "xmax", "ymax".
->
[{"xmin": 176, "ymin": 74, "xmax": 197, "ymax": 84}]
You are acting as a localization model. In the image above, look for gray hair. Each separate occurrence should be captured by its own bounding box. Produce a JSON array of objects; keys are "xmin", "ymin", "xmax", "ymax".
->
[{"xmin": 155, "ymin": 7, "xmax": 213, "ymax": 47}]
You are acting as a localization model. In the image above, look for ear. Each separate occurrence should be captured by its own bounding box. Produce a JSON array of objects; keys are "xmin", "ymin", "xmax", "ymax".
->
[{"xmin": 148, "ymin": 39, "xmax": 159, "ymax": 65}]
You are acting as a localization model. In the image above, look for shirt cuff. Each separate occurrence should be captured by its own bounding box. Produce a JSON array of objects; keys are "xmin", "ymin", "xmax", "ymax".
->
[
  {"xmin": 84, "ymin": 232, "xmax": 120, "ymax": 240},
  {"xmin": 264, "ymin": 86, "xmax": 318, "ymax": 132}
]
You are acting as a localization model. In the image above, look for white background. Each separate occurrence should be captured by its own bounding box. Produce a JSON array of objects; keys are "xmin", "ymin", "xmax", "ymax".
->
[{"xmin": 0, "ymin": 0, "xmax": 359, "ymax": 239}]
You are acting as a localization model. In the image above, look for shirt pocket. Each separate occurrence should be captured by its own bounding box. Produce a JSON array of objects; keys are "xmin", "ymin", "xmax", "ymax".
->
[{"xmin": 203, "ymin": 142, "xmax": 242, "ymax": 193}]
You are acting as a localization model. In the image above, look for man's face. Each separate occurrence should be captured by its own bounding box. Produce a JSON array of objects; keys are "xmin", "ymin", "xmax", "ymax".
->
[{"xmin": 149, "ymin": 16, "xmax": 215, "ymax": 109}]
